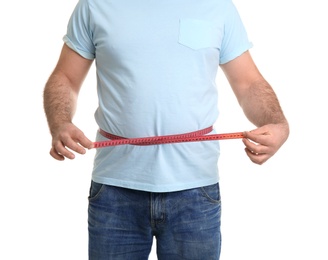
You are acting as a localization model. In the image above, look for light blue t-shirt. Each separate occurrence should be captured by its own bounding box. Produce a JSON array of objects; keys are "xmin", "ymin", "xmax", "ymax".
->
[{"xmin": 64, "ymin": 0, "xmax": 252, "ymax": 192}]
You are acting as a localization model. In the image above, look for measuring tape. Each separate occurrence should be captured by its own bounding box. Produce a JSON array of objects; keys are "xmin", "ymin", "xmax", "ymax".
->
[{"xmin": 93, "ymin": 127, "xmax": 244, "ymax": 148}]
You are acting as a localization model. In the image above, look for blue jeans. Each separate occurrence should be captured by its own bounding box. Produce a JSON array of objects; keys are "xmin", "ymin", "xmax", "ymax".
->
[{"xmin": 88, "ymin": 182, "xmax": 221, "ymax": 260}]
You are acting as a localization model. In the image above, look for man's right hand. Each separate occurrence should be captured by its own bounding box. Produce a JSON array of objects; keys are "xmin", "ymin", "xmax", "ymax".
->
[{"xmin": 50, "ymin": 123, "xmax": 94, "ymax": 161}]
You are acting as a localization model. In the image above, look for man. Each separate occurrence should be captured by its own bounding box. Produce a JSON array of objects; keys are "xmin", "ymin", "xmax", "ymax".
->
[{"xmin": 43, "ymin": 0, "xmax": 289, "ymax": 259}]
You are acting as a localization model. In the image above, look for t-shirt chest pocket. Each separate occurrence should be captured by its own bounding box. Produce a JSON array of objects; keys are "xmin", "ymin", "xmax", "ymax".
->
[{"xmin": 178, "ymin": 19, "xmax": 222, "ymax": 50}]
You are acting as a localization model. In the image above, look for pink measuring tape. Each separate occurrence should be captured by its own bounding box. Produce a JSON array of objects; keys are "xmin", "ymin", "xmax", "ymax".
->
[{"xmin": 92, "ymin": 126, "xmax": 244, "ymax": 148}]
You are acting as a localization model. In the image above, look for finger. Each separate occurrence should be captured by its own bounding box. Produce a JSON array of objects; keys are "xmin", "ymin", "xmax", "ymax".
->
[
  {"xmin": 243, "ymin": 130, "xmax": 270, "ymax": 145},
  {"xmin": 242, "ymin": 138, "xmax": 269, "ymax": 155},
  {"xmin": 244, "ymin": 148, "xmax": 268, "ymax": 165},
  {"xmin": 50, "ymin": 147, "xmax": 65, "ymax": 161},
  {"xmin": 53, "ymin": 141, "xmax": 76, "ymax": 159},
  {"xmin": 64, "ymin": 138, "xmax": 87, "ymax": 155},
  {"xmin": 75, "ymin": 133, "xmax": 94, "ymax": 150}
]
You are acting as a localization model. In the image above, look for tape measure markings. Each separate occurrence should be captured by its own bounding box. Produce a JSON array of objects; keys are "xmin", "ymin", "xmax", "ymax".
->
[{"xmin": 93, "ymin": 131, "xmax": 244, "ymax": 148}]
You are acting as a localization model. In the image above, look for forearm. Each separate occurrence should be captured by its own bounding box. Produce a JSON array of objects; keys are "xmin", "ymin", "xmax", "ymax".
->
[
  {"xmin": 239, "ymin": 79, "xmax": 288, "ymax": 128},
  {"xmin": 221, "ymin": 52, "xmax": 289, "ymax": 164},
  {"xmin": 43, "ymin": 72, "xmax": 78, "ymax": 134}
]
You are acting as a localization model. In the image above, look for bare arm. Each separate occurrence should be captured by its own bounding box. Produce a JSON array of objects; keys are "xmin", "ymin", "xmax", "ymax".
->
[
  {"xmin": 43, "ymin": 44, "xmax": 94, "ymax": 160},
  {"xmin": 220, "ymin": 51, "xmax": 289, "ymax": 164}
]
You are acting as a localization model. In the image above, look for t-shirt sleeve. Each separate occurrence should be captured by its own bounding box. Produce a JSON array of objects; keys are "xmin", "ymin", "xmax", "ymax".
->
[
  {"xmin": 219, "ymin": 0, "xmax": 253, "ymax": 64},
  {"xmin": 63, "ymin": 0, "xmax": 95, "ymax": 60}
]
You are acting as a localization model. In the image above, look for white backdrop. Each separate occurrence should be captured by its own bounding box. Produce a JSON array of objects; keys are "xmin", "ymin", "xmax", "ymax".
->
[{"xmin": 1, "ymin": 0, "xmax": 327, "ymax": 259}]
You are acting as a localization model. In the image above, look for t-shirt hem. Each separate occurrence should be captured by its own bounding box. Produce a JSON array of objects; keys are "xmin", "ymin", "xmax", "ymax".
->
[
  {"xmin": 220, "ymin": 42, "xmax": 253, "ymax": 64},
  {"xmin": 63, "ymin": 35, "xmax": 95, "ymax": 60},
  {"xmin": 91, "ymin": 176, "xmax": 220, "ymax": 193}
]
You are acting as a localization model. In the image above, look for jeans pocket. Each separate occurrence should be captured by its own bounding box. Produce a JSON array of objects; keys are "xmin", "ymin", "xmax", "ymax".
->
[
  {"xmin": 88, "ymin": 181, "xmax": 104, "ymax": 201},
  {"xmin": 178, "ymin": 19, "xmax": 222, "ymax": 50},
  {"xmin": 200, "ymin": 183, "xmax": 221, "ymax": 204}
]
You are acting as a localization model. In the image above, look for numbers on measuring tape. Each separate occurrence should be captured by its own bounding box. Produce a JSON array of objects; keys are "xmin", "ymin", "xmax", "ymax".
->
[{"xmin": 93, "ymin": 132, "xmax": 244, "ymax": 149}]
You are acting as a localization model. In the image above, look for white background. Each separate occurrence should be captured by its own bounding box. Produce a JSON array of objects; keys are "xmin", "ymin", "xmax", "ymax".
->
[{"xmin": 1, "ymin": 0, "xmax": 327, "ymax": 259}]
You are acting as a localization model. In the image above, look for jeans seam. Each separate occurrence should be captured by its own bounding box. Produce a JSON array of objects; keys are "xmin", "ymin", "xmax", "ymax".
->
[
  {"xmin": 200, "ymin": 185, "xmax": 221, "ymax": 204},
  {"xmin": 88, "ymin": 182, "xmax": 105, "ymax": 202}
]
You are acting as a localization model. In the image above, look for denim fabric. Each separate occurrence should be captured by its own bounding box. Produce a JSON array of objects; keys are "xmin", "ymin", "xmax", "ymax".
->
[{"xmin": 88, "ymin": 182, "xmax": 221, "ymax": 260}]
